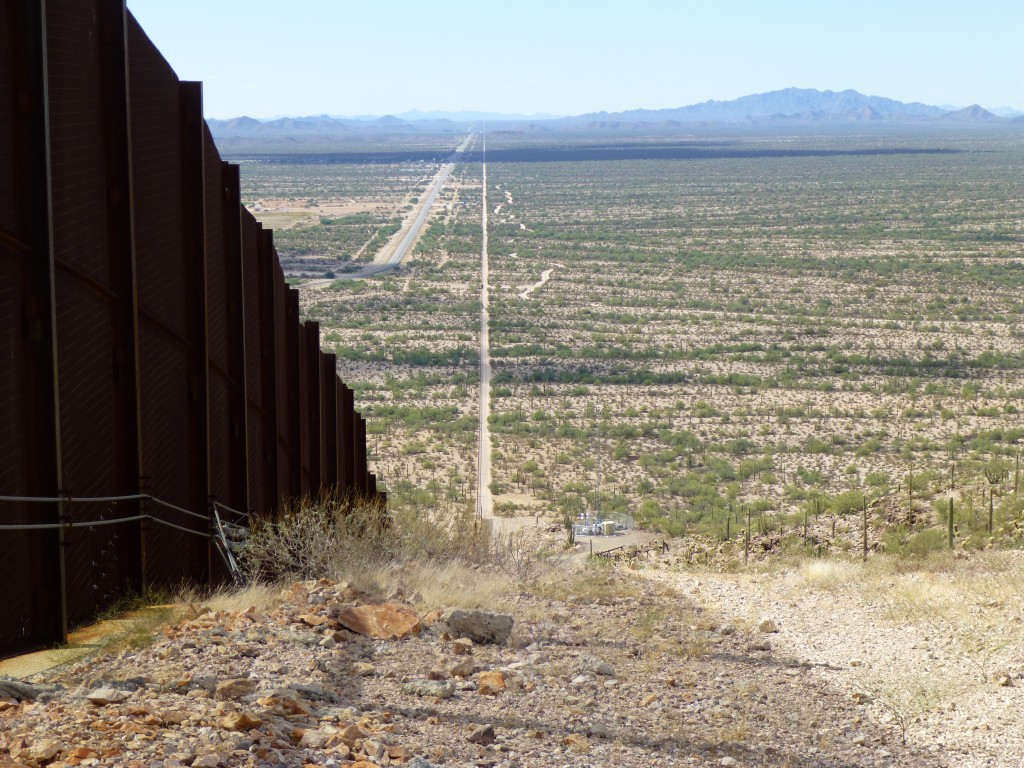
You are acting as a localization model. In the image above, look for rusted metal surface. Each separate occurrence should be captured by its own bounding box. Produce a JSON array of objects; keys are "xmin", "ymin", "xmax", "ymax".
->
[
  {"xmin": 339, "ymin": 384, "xmax": 356, "ymax": 492},
  {"xmin": 321, "ymin": 353, "xmax": 339, "ymax": 489},
  {"xmin": 204, "ymin": 139, "xmax": 232, "ymax": 513},
  {"xmin": 0, "ymin": 0, "xmax": 64, "ymax": 655},
  {"xmin": 241, "ymin": 212, "xmax": 266, "ymax": 514},
  {"xmin": 256, "ymin": 227, "xmax": 280, "ymax": 511},
  {"xmin": 304, "ymin": 322, "xmax": 323, "ymax": 493},
  {"xmin": 49, "ymin": 0, "xmax": 142, "ymax": 630},
  {"xmin": 273, "ymin": 262, "xmax": 292, "ymax": 502},
  {"xmin": 220, "ymin": 162, "xmax": 251, "ymax": 513},
  {"xmin": 128, "ymin": 15, "xmax": 207, "ymax": 589},
  {"xmin": 286, "ymin": 289, "xmax": 303, "ymax": 500},
  {"xmin": 0, "ymin": 0, "xmax": 380, "ymax": 659}
]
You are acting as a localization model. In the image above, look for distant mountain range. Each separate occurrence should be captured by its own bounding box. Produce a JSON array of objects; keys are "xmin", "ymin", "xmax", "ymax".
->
[{"xmin": 208, "ymin": 88, "xmax": 1023, "ymax": 137}]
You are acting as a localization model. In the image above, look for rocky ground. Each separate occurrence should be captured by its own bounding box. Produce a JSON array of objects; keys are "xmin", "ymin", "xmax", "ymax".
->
[
  {"xmin": 642, "ymin": 558, "xmax": 1024, "ymax": 768},
  {"xmin": 0, "ymin": 554, "xmax": 970, "ymax": 768}
]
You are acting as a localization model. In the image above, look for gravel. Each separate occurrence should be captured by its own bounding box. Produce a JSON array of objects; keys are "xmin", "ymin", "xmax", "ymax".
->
[{"xmin": 0, "ymin": 570, "xmax": 958, "ymax": 767}]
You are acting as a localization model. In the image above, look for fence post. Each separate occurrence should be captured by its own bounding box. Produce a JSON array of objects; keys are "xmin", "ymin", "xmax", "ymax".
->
[
  {"xmin": 256, "ymin": 226, "xmax": 280, "ymax": 512},
  {"xmin": 222, "ymin": 163, "xmax": 250, "ymax": 513},
  {"xmin": 339, "ymin": 383, "xmax": 356, "ymax": 494},
  {"xmin": 7, "ymin": 0, "xmax": 67, "ymax": 649},
  {"xmin": 180, "ymin": 80, "xmax": 211, "ymax": 582},
  {"xmin": 286, "ymin": 289, "xmax": 302, "ymax": 500},
  {"xmin": 305, "ymin": 322, "xmax": 323, "ymax": 491},
  {"xmin": 321, "ymin": 353, "xmax": 339, "ymax": 490}
]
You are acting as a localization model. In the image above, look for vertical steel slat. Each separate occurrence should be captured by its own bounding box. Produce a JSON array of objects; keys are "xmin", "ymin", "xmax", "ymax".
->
[
  {"xmin": 256, "ymin": 226, "xmax": 279, "ymax": 512},
  {"xmin": 339, "ymin": 382, "xmax": 355, "ymax": 494},
  {"xmin": 0, "ymin": 0, "xmax": 64, "ymax": 655},
  {"xmin": 128, "ymin": 9, "xmax": 193, "ymax": 590},
  {"xmin": 356, "ymin": 413, "xmax": 368, "ymax": 498},
  {"xmin": 180, "ymin": 80, "xmax": 210, "ymax": 581},
  {"xmin": 240, "ymin": 211, "xmax": 264, "ymax": 512},
  {"xmin": 286, "ymin": 288, "xmax": 302, "ymax": 500},
  {"xmin": 201, "ymin": 129, "xmax": 229, "ymax": 514},
  {"xmin": 50, "ymin": 0, "xmax": 142, "ymax": 627},
  {"xmin": 272, "ymin": 260, "xmax": 290, "ymax": 504},
  {"xmin": 321, "ymin": 352, "xmax": 338, "ymax": 490},
  {"xmin": 222, "ymin": 163, "xmax": 249, "ymax": 512},
  {"xmin": 296, "ymin": 315, "xmax": 311, "ymax": 498},
  {"xmin": 305, "ymin": 321, "xmax": 322, "ymax": 492}
]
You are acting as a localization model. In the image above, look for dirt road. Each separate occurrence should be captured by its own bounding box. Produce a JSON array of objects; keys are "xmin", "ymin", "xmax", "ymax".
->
[{"xmin": 476, "ymin": 139, "xmax": 493, "ymax": 522}]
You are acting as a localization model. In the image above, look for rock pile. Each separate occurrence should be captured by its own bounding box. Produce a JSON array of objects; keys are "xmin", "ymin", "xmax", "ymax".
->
[{"xmin": 0, "ymin": 575, "xmax": 942, "ymax": 767}]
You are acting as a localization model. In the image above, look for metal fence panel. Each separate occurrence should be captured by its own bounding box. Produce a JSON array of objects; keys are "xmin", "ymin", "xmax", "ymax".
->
[
  {"xmin": 203, "ymin": 133, "xmax": 233, "ymax": 511},
  {"xmin": 339, "ymin": 383, "xmax": 355, "ymax": 493},
  {"xmin": 321, "ymin": 354, "xmax": 338, "ymax": 489},
  {"xmin": 0, "ymin": 0, "xmax": 380, "ymax": 657},
  {"xmin": 128, "ymin": 16, "xmax": 207, "ymax": 588},
  {"xmin": 304, "ymin": 322, "xmax": 323, "ymax": 493},
  {"xmin": 256, "ymin": 228, "xmax": 280, "ymax": 512},
  {"xmin": 221, "ymin": 162, "xmax": 250, "ymax": 513},
  {"xmin": 48, "ymin": 0, "xmax": 142, "ymax": 629},
  {"xmin": 0, "ymin": 5, "xmax": 31, "ymax": 651},
  {"xmin": 273, "ymin": 260, "xmax": 292, "ymax": 502},
  {"xmin": 285, "ymin": 288, "xmax": 302, "ymax": 500},
  {"xmin": 356, "ymin": 413, "xmax": 369, "ymax": 498},
  {"xmin": 296, "ymin": 316, "xmax": 312, "ymax": 498},
  {"xmin": 241, "ymin": 213, "xmax": 265, "ymax": 513}
]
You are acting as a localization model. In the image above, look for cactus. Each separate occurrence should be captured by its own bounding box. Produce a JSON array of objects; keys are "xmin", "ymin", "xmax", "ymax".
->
[
  {"xmin": 948, "ymin": 497, "xmax": 954, "ymax": 549},
  {"xmin": 745, "ymin": 506, "xmax": 751, "ymax": 563},
  {"xmin": 862, "ymin": 496, "xmax": 868, "ymax": 562}
]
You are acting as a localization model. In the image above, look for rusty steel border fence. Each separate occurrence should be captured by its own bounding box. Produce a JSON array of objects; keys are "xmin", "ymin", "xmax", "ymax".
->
[{"xmin": 0, "ymin": 0, "xmax": 383, "ymax": 658}]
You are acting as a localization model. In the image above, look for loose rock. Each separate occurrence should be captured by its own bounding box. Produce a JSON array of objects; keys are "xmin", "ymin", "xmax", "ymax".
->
[
  {"xmin": 215, "ymin": 677, "xmax": 257, "ymax": 699},
  {"xmin": 445, "ymin": 610, "xmax": 514, "ymax": 645},
  {"xmin": 403, "ymin": 680, "xmax": 455, "ymax": 699},
  {"xmin": 758, "ymin": 618, "xmax": 780, "ymax": 633},
  {"xmin": 467, "ymin": 724, "xmax": 496, "ymax": 745},
  {"xmin": 477, "ymin": 671, "xmax": 506, "ymax": 695},
  {"xmin": 0, "ymin": 677, "xmax": 40, "ymax": 702},
  {"xmin": 86, "ymin": 686, "xmax": 127, "ymax": 705}
]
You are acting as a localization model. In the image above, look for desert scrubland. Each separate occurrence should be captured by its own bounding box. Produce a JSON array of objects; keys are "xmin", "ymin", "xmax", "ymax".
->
[
  {"xmin": 233, "ymin": 128, "xmax": 1024, "ymax": 561},
  {"xmin": 8, "ymin": 128, "xmax": 1024, "ymax": 768}
]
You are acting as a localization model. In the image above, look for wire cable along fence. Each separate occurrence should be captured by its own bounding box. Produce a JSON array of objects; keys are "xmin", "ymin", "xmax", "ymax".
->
[{"xmin": 0, "ymin": 0, "xmax": 383, "ymax": 658}]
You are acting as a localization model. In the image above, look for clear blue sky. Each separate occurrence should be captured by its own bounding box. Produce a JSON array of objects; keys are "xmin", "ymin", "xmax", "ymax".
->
[{"xmin": 128, "ymin": 0, "xmax": 1022, "ymax": 119}]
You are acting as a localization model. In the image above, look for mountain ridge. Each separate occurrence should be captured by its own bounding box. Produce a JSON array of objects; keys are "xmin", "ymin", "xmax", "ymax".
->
[{"xmin": 208, "ymin": 89, "xmax": 1020, "ymax": 137}]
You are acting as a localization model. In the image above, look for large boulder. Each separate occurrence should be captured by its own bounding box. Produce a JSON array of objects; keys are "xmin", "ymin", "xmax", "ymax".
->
[
  {"xmin": 445, "ymin": 610, "xmax": 514, "ymax": 645},
  {"xmin": 337, "ymin": 603, "xmax": 422, "ymax": 639}
]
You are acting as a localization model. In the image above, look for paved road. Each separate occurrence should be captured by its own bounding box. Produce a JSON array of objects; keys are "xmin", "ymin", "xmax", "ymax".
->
[{"xmin": 334, "ymin": 132, "xmax": 475, "ymax": 280}]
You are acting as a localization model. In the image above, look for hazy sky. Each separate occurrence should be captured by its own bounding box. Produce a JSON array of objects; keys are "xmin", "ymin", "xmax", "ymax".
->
[{"xmin": 128, "ymin": 0, "xmax": 1022, "ymax": 119}]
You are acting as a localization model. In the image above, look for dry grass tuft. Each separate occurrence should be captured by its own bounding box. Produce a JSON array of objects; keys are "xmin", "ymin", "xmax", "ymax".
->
[
  {"xmin": 365, "ymin": 559, "xmax": 511, "ymax": 611},
  {"xmin": 201, "ymin": 583, "xmax": 283, "ymax": 615},
  {"xmin": 785, "ymin": 558, "xmax": 863, "ymax": 591}
]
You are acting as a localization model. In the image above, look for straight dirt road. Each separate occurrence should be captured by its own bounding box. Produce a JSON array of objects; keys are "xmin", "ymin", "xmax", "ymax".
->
[{"xmin": 476, "ymin": 136, "xmax": 493, "ymax": 521}]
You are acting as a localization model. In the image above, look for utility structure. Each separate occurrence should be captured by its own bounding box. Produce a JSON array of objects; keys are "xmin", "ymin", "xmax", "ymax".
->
[{"xmin": 0, "ymin": 0, "xmax": 383, "ymax": 658}]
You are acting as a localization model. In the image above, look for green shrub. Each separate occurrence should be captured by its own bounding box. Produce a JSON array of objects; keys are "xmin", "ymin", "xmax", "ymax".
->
[
  {"xmin": 830, "ymin": 489, "xmax": 866, "ymax": 516},
  {"xmin": 902, "ymin": 528, "xmax": 948, "ymax": 557},
  {"xmin": 866, "ymin": 471, "xmax": 890, "ymax": 488}
]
